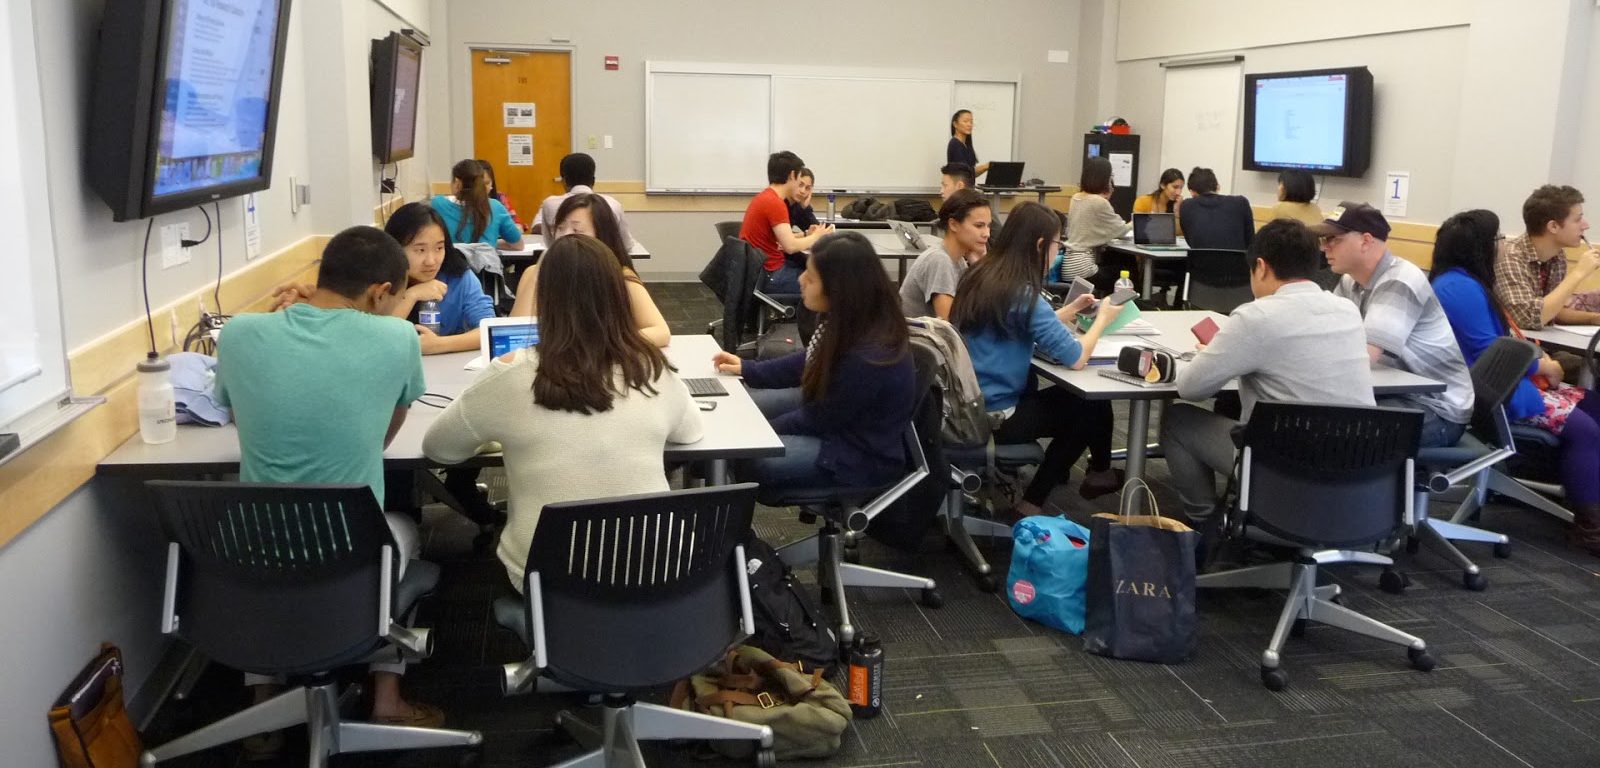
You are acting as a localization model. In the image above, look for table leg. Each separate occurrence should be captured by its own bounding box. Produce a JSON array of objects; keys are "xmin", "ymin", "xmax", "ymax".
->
[
  {"xmin": 899, "ymin": 255, "xmax": 909, "ymax": 284},
  {"xmin": 708, "ymin": 459, "xmax": 728, "ymax": 486},
  {"xmin": 1125, "ymin": 400, "xmax": 1152, "ymax": 480},
  {"xmin": 1035, "ymin": 189, "xmax": 1048, "ymax": 204},
  {"xmin": 1140, "ymin": 256, "xmax": 1155, "ymax": 300}
]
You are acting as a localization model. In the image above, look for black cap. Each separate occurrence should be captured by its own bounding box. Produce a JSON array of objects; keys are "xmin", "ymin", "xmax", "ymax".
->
[{"xmin": 1309, "ymin": 201, "xmax": 1390, "ymax": 241}]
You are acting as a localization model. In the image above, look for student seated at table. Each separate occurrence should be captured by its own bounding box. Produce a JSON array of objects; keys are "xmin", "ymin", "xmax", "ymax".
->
[
  {"xmin": 510, "ymin": 193, "xmax": 670, "ymax": 347},
  {"xmin": 713, "ymin": 232, "xmax": 915, "ymax": 494},
  {"xmin": 900, "ymin": 189, "xmax": 991, "ymax": 319},
  {"xmin": 215, "ymin": 225, "xmax": 444, "ymax": 738},
  {"xmin": 940, "ymin": 162, "xmax": 976, "ymax": 202},
  {"xmin": 423, "ymin": 234, "xmax": 703, "ymax": 591},
  {"xmin": 1430, "ymin": 209, "xmax": 1600, "ymax": 557},
  {"xmin": 477, "ymin": 158, "xmax": 522, "ymax": 231},
  {"xmin": 380, "ymin": 202, "xmax": 496, "ymax": 355},
  {"xmin": 1269, "ymin": 170, "xmax": 1322, "ymax": 226},
  {"xmin": 740, "ymin": 151, "xmax": 833, "ymax": 294},
  {"xmin": 534, "ymin": 152, "xmax": 631, "ymax": 247},
  {"xmin": 432, "ymin": 159, "xmax": 524, "ymax": 249},
  {"xmin": 954, "ymin": 202, "xmax": 1127, "ymax": 514},
  {"xmin": 1133, "ymin": 167, "xmax": 1185, "ymax": 234},
  {"xmin": 1057, "ymin": 157, "xmax": 1133, "ymax": 292},
  {"xmin": 1318, "ymin": 202, "xmax": 1474, "ymax": 447},
  {"xmin": 1161, "ymin": 219, "xmax": 1373, "ymax": 548},
  {"xmin": 788, "ymin": 167, "xmax": 820, "ymax": 231},
  {"xmin": 1178, "ymin": 167, "xmax": 1254, "ymax": 251}
]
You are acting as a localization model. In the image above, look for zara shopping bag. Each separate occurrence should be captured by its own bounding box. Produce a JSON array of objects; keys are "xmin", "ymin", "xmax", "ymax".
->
[
  {"xmin": 1005, "ymin": 516, "xmax": 1091, "ymax": 634},
  {"xmin": 1082, "ymin": 482, "xmax": 1199, "ymax": 663}
]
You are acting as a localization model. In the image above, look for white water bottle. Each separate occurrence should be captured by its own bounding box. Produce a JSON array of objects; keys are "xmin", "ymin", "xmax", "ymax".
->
[
  {"xmin": 827, "ymin": 193, "xmax": 837, "ymax": 223},
  {"xmin": 1113, "ymin": 270, "xmax": 1135, "ymax": 295},
  {"xmin": 418, "ymin": 300, "xmax": 441, "ymax": 334},
  {"xmin": 137, "ymin": 355, "xmax": 177, "ymax": 444}
]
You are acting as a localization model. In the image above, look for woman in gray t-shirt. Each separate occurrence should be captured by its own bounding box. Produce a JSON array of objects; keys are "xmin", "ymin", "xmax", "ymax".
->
[{"xmin": 900, "ymin": 190, "xmax": 993, "ymax": 318}]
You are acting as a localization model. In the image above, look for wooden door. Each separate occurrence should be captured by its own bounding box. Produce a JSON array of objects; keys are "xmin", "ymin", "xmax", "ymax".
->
[{"xmin": 470, "ymin": 49, "xmax": 571, "ymax": 227}]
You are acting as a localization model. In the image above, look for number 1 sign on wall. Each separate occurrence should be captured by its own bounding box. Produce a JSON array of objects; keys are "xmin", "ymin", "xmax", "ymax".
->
[{"xmin": 1383, "ymin": 171, "xmax": 1410, "ymax": 218}]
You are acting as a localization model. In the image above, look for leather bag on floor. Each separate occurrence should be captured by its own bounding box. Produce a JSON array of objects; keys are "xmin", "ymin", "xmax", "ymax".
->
[{"xmin": 48, "ymin": 644, "xmax": 142, "ymax": 768}]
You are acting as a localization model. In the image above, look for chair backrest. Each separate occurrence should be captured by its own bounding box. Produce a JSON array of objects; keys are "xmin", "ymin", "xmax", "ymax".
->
[
  {"xmin": 525, "ymin": 484, "xmax": 758, "ymax": 691},
  {"xmin": 1184, "ymin": 249, "xmax": 1253, "ymax": 314},
  {"xmin": 146, "ymin": 481, "xmax": 394, "ymax": 676},
  {"xmin": 1467, "ymin": 337, "xmax": 1540, "ymax": 447},
  {"xmin": 1239, "ymin": 402, "xmax": 1422, "ymax": 548},
  {"xmin": 714, "ymin": 220, "xmax": 742, "ymax": 244}
]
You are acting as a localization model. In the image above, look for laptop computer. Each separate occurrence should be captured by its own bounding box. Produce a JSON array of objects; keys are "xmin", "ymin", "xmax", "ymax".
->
[
  {"xmin": 465, "ymin": 317, "xmax": 539, "ymax": 370},
  {"xmin": 984, "ymin": 161, "xmax": 1025, "ymax": 188},
  {"xmin": 1132, "ymin": 213, "xmax": 1185, "ymax": 250},
  {"xmin": 887, "ymin": 219, "xmax": 928, "ymax": 251}
]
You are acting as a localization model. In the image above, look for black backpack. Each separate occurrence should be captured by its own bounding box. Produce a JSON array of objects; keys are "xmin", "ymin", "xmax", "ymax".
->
[
  {"xmin": 742, "ymin": 537, "xmax": 838, "ymax": 671},
  {"xmin": 840, "ymin": 197, "xmax": 877, "ymax": 220},
  {"xmin": 893, "ymin": 198, "xmax": 937, "ymax": 222}
]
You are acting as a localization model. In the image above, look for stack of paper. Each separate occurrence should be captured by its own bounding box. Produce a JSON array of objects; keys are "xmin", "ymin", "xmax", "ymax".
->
[{"xmin": 1104, "ymin": 318, "xmax": 1160, "ymax": 336}]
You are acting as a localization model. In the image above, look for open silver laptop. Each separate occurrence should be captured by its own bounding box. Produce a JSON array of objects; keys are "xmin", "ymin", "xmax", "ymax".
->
[
  {"xmin": 465, "ymin": 317, "xmax": 539, "ymax": 370},
  {"xmin": 887, "ymin": 220, "xmax": 928, "ymax": 251},
  {"xmin": 1132, "ymin": 212, "xmax": 1185, "ymax": 250}
]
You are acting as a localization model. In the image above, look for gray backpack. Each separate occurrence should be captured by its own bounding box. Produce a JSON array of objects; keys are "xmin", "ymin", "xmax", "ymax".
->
[{"xmin": 906, "ymin": 317, "xmax": 990, "ymax": 448}]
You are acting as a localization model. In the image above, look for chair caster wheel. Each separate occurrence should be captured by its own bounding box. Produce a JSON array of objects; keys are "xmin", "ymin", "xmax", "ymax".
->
[
  {"xmin": 842, "ymin": 547, "xmax": 860, "ymax": 565},
  {"xmin": 1404, "ymin": 536, "xmax": 1420, "ymax": 554},
  {"xmin": 1493, "ymin": 542, "xmax": 1511, "ymax": 559},
  {"xmin": 974, "ymin": 572, "xmax": 1000, "ymax": 593},
  {"xmin": 1462, "ymin": 572, "xmax": 1488, "ymax": 591},
  {"xmin": 1290, "ymin": 618, "xmax": 1307, "ymax": 638},
  {"xmin": 1408, "ymin": 647, "xmax": 1436, "ymax": 672},
  {"xmin": 1379, "ymin": 569, "xmax": 1409, "ymax": 594},
  {"xmin": 1260, "ymin": 666, "xmax": 1289, "ymax": 691},
  {"xmin": 755, "ymin": 748, "xmax": 777, "ymax": 768},
  {"xmin": 921, "ymin": 588, "xmax": 944, "ymax": 608},
  {"xmin": 798, "ymin": 511, "xmax": 818, "ymax": 525}
]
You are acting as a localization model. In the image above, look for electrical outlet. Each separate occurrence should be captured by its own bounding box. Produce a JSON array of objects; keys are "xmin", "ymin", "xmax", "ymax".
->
[
  {"xmin": 587, "ymin": 135, "xmax": 598, "ymax": 149},
  {"xmin": 161, "ymin": 223, "xmax": 192, "ymax": 268},
  {"xmin": 603, "ymin": 135, "xmax": 613, "ymax": 149}
]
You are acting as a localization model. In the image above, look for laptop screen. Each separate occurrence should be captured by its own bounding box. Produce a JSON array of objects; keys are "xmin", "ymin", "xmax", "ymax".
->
[
  {"xmin": 487, "ymin": 321, "xmax": 539, "ymax": 358},
  {"xmin": 1133, "ymin": 213, "xmax": 1176, "ymax": 245}
]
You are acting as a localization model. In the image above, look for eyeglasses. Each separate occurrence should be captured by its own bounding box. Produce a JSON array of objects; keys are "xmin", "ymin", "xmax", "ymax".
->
[
  {"xmin": 1494, "ymin": 234, "xmax": 1507, "ymax": 244},
  {"xmin": 1317, "ymin": 233, "xmax": 1345, "ymax": 247}
]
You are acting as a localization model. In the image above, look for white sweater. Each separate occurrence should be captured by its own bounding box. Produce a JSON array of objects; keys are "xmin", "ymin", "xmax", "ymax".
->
[{"xmin": 422, "ymin": 349, "xmax": 704, "ymax": 590}]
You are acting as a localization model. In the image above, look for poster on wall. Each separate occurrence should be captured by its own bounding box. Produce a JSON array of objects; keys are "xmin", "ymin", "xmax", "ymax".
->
[
  {"xmin": 503, "ymin": 102, "xmax": 535, "ymax": 128},
  {"xmin": 507, "ymin": 134, "xmax": 533, "ymax": 166},
  {"xmin": 1383, "ymin": 171, "xmax": 1410, "ymax": 218},
  {"xmin": 1108, "ymin": 152, "xmax": 1134, "ymax": 187}
]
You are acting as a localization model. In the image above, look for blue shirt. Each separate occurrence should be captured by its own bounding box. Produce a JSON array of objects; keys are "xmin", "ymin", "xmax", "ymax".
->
[
  {"xmin": 412, "ymin": 267, "xmax": 496, "ymax": 336},
  {"xmin": 1432, "ymin": 268, "xmax": 1543, "ymax": 421},
  {"xmin": 961, "ymin": 295, "xmax": 1083, "ymax": 412},
  {"xmin": 430, "ymin": 194, "xmax": 521, "ymax": 247}
]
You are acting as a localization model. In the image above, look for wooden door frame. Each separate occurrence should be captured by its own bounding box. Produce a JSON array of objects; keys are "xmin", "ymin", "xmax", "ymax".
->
[{"xmin": 462, "ymin": 43, "xmax": 575, "ymax": 165}]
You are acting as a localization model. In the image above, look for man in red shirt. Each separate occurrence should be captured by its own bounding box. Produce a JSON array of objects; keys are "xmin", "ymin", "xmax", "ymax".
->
[{"xmin": 739, "ymin": 151, "xmax": 833, "ymax": 293}]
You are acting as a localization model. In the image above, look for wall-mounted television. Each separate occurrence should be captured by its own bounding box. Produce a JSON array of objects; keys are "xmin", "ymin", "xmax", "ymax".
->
[
  {"xmin": 88, "ymin": 0, "xmax": 293, "ymax": 222},
  {"xmin": 371, "ymin": 32, "xmax": 423, "ymax": 164},
  {"xmin": 1242, "ymin": 66, "xmax": 1373, "ymax": 178}
]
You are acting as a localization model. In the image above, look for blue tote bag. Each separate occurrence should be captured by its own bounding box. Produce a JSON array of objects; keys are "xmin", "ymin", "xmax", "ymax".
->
[{"xmin": 1006, "ymin": 516, "xmax": 1092, "ymax": 634}]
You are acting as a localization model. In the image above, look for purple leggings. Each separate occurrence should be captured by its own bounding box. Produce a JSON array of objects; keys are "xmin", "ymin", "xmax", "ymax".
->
[{"xmin": 1560, "ymin": 394, "xmax": 1600, "ymax": 505}]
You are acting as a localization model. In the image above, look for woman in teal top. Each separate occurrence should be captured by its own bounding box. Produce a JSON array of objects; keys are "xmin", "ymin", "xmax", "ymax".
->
[{"xmin": 430, "ymin": 159, "xmax": 524, "ymax": 249}]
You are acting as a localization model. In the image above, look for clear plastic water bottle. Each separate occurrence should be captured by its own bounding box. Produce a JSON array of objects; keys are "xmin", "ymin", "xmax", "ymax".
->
[
  {"xmin": 418, "ymin": 300, "xmax": 441, "ymax": 333},
  {"xmin": 846, "ymin": 633, "xmax": 884, "ymax": 719},
  {"xmin": 1114, "ymin": 270, "xmax": 1135, "ymax": 295},
  {"xmin": 826, "ymin": 193, "xmax": 837, "ymax": 223},
  {"xmin": 137, "ymin": 354, "xmax": 177, "ymax": 444}
]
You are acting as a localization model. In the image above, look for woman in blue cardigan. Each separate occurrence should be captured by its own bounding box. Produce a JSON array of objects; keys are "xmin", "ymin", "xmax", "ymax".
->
[
  {"xmin": 1430, "ymin": 209, "xmax": 1600, "ymax": 557},
  {"xmin": 715, "ymin": 231, "xmax": 916, "ymax": 492}
]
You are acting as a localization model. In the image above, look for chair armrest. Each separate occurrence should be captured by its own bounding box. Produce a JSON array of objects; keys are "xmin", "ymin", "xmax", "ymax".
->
[
  {"xmin": 161, "ymin": 542, "xmax": 180, "ymax": 635},
  {"xmin": 733, "ymin": 544, "xmax": 755, "ymax": 639},
  {"xmin": 752, "ymin": 290, "xmax": 797, "ymax": 318},
  {"xmin": 853, "ymin": 424, "xmax": 931, "ymax": 531},
  {"xmin": 1426, "ymin": 446, "xmax": 1516, "ymax": 493}
]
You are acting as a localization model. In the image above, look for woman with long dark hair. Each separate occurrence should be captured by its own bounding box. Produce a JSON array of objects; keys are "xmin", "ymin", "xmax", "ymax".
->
[
  {"xmin": 509, "ymin": 193, "xmax": 670, "ymax": 346},
  {"xmin": 714, "ymin": 231, "xmax": 917, "ymax": 492},
  {"xmin": 382, "ymin": 201, "xmax": 495, "ymax": 355},
  {"xmin": 423, "ymin": 234, "xmax": 703, "ymax": 589},
  {"xmin": 430, "ymin": 159, "xmax": 524, "ymax": 248},
  {"xmin": 1431, "ymin": 209, "xmax": 1600, "ymax": 556},
  {"xmin": 475, "ymin": 158, "xmax": 522, "ymax": 230},
  {"xmin": 946, "ymin": 109, "xmax": 991, "ymax": 179},
  {"xmin": 953, "ymin": 202, "xmax": 1126, "ymax": 514},
  {"xmin": 1134, "ymin": 167, "xmax": 1185, "ymax": 235}
]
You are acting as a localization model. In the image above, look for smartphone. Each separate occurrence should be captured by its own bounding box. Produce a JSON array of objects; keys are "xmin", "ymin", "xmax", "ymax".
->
[
  {"xmin": 696, "ymin": 400, "xmax": 718, "ymax": 412},
  {"xmin": 1191, "ymin": 316, "xmax": 1220, "ymax": 345},
  {"xmin": 1107, "ymin": 288, "xmax": 1139, "ymax": 306},
  {"xmin": 1065, "ymin": 277, "xmax": 1095, "ymax": 306}
]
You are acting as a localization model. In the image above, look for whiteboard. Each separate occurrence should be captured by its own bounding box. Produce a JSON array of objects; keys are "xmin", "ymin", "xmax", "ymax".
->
[
  {"xmin": 1159, "ymin": 62, "xmax": 1242, "ymax": 192},
  {"xmin": 646, "ymin": 63, "xmax": 1020, "ymax": 193},
  {"xmin": 0, "ymin": 0, "xmax": 70, "ymax": 433},
  {"xmin": 647, "ymin": 72, "xmax": 771, "ymax": 192}
]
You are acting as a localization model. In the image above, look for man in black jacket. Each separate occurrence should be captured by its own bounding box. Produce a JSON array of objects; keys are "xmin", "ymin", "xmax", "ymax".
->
[{"xmin": 1178, "ymin": 167, "xmax": 1255, "ymax": 251}]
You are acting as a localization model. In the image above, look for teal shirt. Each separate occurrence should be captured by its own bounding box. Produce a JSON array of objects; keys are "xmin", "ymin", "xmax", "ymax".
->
[
  {"xmin": 215, "ymin": 304, "xmax": 427, "ymax": 502},
  {"xmin": 430, "ymin": 194, "xmax": 521, "ymax": 247}
]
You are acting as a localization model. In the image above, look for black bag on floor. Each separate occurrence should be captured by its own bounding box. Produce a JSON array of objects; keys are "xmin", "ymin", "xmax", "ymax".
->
[
  {"xmin": 840, "ymin": 197, "xmax": 878, "ymax": 220},
  {"xmin": 1082, "ymin": 482, "xmax": 1198, "ymax": 663},
  {"xmin": 893, "ymin": 198, "xmax": 937, "ymax": 222},
  {"xmin": 743, "ymin": 537, "xmax": 838, "ymax": 672},
  {"xmin": 756, "ymin": 322, "xmax": 803, "ymax": 360}
]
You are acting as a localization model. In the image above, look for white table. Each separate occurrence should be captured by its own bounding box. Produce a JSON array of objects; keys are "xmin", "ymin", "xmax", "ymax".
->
[
  {"xmin": 1105, "ymin": 237, "xmax": 1190, "ymax": 299},
  {"xmin": 1523, "ymin": 324, "xmax": 1599, "ymax": 353},
  {"xmin": 976, "ymin": 184, "xmax": 1062, "ymax": 205},
  {"xmin": 862, "ymin": 232, "xmax": 924, "ymax": 283},
  {"xmin": 498, "ymin": 238, "xmax": 650, "ymax": 269},
  {"xmin": 1027, "ymin": 310, "xmax": 1448, "ymax": 479},
  {"xmin": 97, "ymin": 335, "xmax": 782, "ymax": 482}
]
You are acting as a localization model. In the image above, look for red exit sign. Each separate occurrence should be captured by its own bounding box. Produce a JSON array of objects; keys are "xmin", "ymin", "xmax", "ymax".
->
[{"xmin": 604, "ymin": 55, "xmax": 619, "ymax": 70}]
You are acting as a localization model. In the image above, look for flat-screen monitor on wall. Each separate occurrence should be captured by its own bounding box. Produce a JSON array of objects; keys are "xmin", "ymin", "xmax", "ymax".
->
[
  {"xmin": 1242, "ymin": 66, "xmax": 1373, "ymax": 178},
  {"xmin": 371, "ymin": 32, "xmax": 423, "ymax": 164},
  {"xmin": 88, "ymin": 0, "xmax": 293, "ymax": 221}
]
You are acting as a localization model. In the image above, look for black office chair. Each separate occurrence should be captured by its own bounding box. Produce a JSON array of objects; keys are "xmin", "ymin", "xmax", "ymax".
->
[
  {"xmin": 1401, "ymin": 338, "xmax": 1541, "ymax": 591},
  {"xmin": 1481, "ymin": 331, "xmax": 1600, "ymax": 525},
  {"xmin": 766, "ymin": 344, "xmax": 940, "ymax": 651},
  {"xmin": 942, "ymin": 442, "xmax": 1043, "ymax": 591},
  {"xmin": 1198, "ymin": 402, "xmax": 1436, "ymax": 691},
  {"xmin": 699, "ymin": 236, "xmax": 798, "ymax": 353},
  {"xmin": 140, "ymin": 481, "xmax": 481, "ymax": 766},
  {"xmin": 1182, "ymin": 249, "xmax": 1253, "ymax": 314},
  {"xmin": 714, "ymin": 220, "xmax": 742, "ymax": 245},
  {"xmin": 494, "ymin": 484, "xmax": 775, "ymax": 768}
]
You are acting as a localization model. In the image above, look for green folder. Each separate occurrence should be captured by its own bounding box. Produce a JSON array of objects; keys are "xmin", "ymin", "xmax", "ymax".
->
[{"xmin": 1076, "ymin": 299, "xmax": 1142, "ymax": 334}]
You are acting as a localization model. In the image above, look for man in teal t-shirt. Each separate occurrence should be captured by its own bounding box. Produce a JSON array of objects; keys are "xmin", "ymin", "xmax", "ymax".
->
[{"xmin": 214, "ymin": 225, "xmax": 442, "ymax": 732}]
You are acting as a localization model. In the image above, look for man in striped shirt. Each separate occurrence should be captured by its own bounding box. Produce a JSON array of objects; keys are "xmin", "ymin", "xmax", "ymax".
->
[{"xmin": 1319, "ymin": 202, "xmax": 1475, "ymax": 448}]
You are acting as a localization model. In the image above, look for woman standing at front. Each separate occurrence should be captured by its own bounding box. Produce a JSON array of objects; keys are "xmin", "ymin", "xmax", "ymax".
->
[{"xmin": 947, "ymin": 110, "xmax": 990, "ymax": 180}]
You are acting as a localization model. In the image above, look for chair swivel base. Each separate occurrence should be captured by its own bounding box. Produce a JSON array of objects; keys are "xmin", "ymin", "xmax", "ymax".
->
[
  {"xmin": 140, "ymin": 681, "xmax": 482, "ymax": 767},
  {"xmin": 777, "ymin": 517, "xmax": 940, "ymax": 651},
  {"xmin": 1198, "ymin": 551, "xmax": 1435, "ymax": 691},
  {"xmin": 548, "ymin": 698, "xmax": 774, "ymax": 768},
  {"xmin": 1413, "ymin": 482, "xmax": 1516, "ymax": 591},
  {"xmin": 939, "ymin": 489, "xmax": 1013, "ymax": 592}
]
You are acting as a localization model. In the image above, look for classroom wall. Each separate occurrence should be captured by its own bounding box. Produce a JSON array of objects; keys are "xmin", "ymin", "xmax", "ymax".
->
[{"xmin": 1571, "ymin": 10, "xmax": 1600, "ymax": 201}]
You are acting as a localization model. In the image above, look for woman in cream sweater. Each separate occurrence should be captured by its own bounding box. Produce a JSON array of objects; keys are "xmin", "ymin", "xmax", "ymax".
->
[
  {"xmin": 423, "ymin": 235, "xmax": 703, "ymax": 591},
  {"xmin": 1056, "ymin": 157, "xmax": 1133, "ymax": 291}
]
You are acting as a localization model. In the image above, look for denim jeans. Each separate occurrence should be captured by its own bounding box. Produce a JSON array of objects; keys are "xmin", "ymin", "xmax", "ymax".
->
[
  {"xmin": 764, "ymin": 263, "xmax": 803, "ymax": 295},
  {"xmin": 742, "ymin": 386, "xmax": 831, "ymax": 492},
  {"xmin": 1378, "ymin": 397, "xmax": 1466, "ymax": 448}
]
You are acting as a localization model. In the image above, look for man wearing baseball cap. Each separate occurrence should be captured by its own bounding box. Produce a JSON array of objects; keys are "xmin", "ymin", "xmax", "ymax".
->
[{"xmin": 1317, "ymin": 202, "xmax": 1474, "ymax": 447}]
